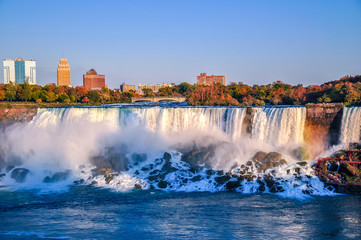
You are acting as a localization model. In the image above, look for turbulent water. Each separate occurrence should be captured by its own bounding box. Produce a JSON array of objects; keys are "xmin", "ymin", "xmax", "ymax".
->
[{"xmin": 1, "ymin": 103, "xmax": 361, "ymax": 239}]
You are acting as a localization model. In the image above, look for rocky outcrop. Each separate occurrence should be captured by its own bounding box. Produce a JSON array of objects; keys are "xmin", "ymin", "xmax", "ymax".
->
[
  {"xmin": 314, "ymin": 145, "xmax": 361, "ymax": 194},
  {"xmin": 250, "ymin": 151, "xmax": 287, "ymax": 172},
  {"xmin": 0, "ymin": 104, "xmax": 37, "ymax": 127},
  {"xmin": 304, "ymin": 103, "xmax": 344, "ymax": 157},
  {"xmin": 10, "ymin": 168, "xmax": 30, "ymax": 183}
]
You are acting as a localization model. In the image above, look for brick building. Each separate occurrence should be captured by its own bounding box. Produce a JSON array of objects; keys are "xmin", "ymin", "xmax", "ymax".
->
[
  {"xmin": 83, "ymin": 69, "xmax": 105, "ymax": 90},
  {"xmin": 57, "ymin": 58, "xmax": 71, "ymax": 86},
  {"xmin": 196, "ymin": 73, "xmax": 225, "ymax": 86}
]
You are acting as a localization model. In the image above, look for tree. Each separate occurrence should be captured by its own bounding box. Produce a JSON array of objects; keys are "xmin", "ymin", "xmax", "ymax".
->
[
  {"xmin": 18, "ymin": 83, "xmax": 31, "ymax": 102},
  {"xmin": 5, "ymin": 83, "xmax": 17, "ymax": 101},
  {"xmin": 87, "ymin": 90, "xmax": 101, "ymax": 103},
  {"xmin": 143, "ymin": 88, "xmax": 155, "ymax": 97},
  {"xmin": 82, "ymin": 96, "xmax": 90, "ymax": 103},
  {"xmin": 0, "ymin": 90, "xmax": 5, "ymax": 101}
]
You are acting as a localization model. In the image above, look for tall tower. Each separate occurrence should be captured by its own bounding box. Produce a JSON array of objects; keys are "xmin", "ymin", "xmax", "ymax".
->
[{"xmin": 57, "ymin": 58, "xmax": 71, "ymax": 86}]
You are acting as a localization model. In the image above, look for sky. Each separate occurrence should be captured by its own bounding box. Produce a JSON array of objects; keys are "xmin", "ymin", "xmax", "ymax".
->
[{"xmin": 0, "ymin": 0, "xmax": 361, "ymax": 89}]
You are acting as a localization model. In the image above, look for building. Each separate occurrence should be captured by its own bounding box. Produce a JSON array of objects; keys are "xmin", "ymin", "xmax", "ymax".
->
[
  {"xmin": 3, "ymin": 58, "xmax": 36, "ymax": 85},
  {"xmin": 196, "ymin": 73, "xmax": 225, "ymax": 86},
  {"xmin": 83, "ymin": 69, "xmax": 105, "ymax": 90},
  {"xmin": 138, "ymin": 83, "xmax": 174, "ymax": 93},
  {"xmin": 57, "ymin": 58, "xmax": 71, "ymax": 86},
  {"xmin": 120, "ymin": 83, "xmax": 136, "ymax": 93}
]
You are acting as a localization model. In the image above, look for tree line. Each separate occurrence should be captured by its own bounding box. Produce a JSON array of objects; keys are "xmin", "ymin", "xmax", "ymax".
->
[{"xmin": 1, "ymin": 75, "xmax": 361, "ymax": 106}]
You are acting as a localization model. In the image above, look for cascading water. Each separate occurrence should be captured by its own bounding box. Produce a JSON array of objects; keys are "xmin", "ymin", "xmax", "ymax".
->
[
  {"xmin": 251, "ymin": 107, "xmax": 306, "ymax": 146},
  {"xmin": 0, "ymin": 105, "xmax": 335, "ymax": 198},
  {"xmin": 339, "ymin": 107, "xmax": 361, "ymax": 144}
]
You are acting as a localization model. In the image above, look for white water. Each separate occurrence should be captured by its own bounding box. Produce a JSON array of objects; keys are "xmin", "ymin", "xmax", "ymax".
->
[
  {"xmin": 0, "ymin": 105, "xmax": 336, "ymax": 197},
  {"xmin": 339, "ymin": 107, "xmax": 361, "ymax": 144},
  {"xmin": 252, "ymin": 107, "xmax": 306, "ymax": 146}
]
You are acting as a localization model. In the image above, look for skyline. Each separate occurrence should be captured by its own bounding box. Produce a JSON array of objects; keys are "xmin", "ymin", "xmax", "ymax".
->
[{"xmin": 1, "ymin": 0, "xmax": 361, "ymax": 88}]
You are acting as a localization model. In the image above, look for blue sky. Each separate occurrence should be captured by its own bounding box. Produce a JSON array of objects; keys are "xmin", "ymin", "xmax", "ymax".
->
[{"xmin": 1, "ymin": 0, "xmax": 361, "ymax": 88}]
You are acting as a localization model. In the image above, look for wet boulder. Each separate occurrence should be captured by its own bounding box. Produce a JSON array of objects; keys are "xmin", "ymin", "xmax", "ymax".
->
[
  {"xmin": 225, "ymin": 180, "xmax": 241, "ymax": 190},
  {"xmin": 214, "ymin": 175, "xmax": 231, "ymax": 185},
  {"xmin": 90, "ymin": 146, "xmax": 129, "ymax": 172},
  {"xmin": 43, "ymin": 170, "xmax": 71, "ymax": 183},
  {"xmin": 105, "ymin": 173, "xmax": 119, "ymax": 184},
  {"xmin": 253, "ymin": 151, "xmax": 267, "ymax": 162},
  {"xmin": 251, "ymin": 151, "xmax": 287, "ymax": 172},
  {"xmin": 158, "ymin": 180, "xmax": 168, "ymax": 189},
  {"xmin": 10, "ymin": 168, "xmax": 30, "ymax": 183},
  {"xmin": 163, "ymin": 152, "xmax": 172, "ymax": 161},
  {"xmin": 180, "ymin": 146, "xmax": 214, "ymax": 169}
]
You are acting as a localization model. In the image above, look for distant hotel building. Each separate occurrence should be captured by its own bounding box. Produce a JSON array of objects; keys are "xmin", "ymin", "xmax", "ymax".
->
[
  {"xmin": 196, "ymin": 73, "xmax": 225, "ymax": 86},
  {"xmin": 57, "ymin": 58, "xmax": 71, "ymax": 86},
  {"xmin": 3, "ymin": 58, "xmax": 36, "ymax": 85},
  {"xmin": 83, "ymin": 69, "xmax": 105, "ymax": 90},
  {"xmin": 138, "ymin": 83, "xmax": 174, "ymax": 93},
  {"xmin": 120, "ymin": 83, "xmax": 136, "ymax": 93}
]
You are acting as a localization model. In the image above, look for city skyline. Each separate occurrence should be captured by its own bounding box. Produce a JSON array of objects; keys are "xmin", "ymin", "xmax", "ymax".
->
[{"xmin": 1, "ymin": 0, "xmax": 361, "ymax": 88}]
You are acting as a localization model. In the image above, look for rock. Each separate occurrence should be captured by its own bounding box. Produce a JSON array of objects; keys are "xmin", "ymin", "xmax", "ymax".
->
[
  {"xmin": 10, "ymin": 168, "xmax": 30, "ymax": 183},
  {"xmin": 91, "ymin": 180, "xmax": 98, "ymax": 186},
  {"xmin": 43, "ymin": 170, "xmax": 71, "ymax": 183},
  {"xmin": 149, "ymin": 169, "xmax": 161, "ymax": 175},
  {"xmin": 214, "ymin": 175, "xmax": 231, "ymax": 185},
  {"xmin": 257, "ymin": 180, "xmax": 266, "ymax": 192},
  {"xmin": 253, "ymin": 151, "xmax": 267, "ymax": 162},
  {"xmin": 225, "ymin": 180, "xmax": 241, "ymax": 190},
  {"xmin": 206, "ymin": 169, "xmax": 215, "ymax": 175},
  {"xmin": 73, "ymin": 179, "xmax": 85, "ymax": 184},
  {"xmin": 92, "ymin": 167, "xmax": 113, "ymax": 176},
  {"xmin": 266, "ymin": 152, "xmax": 282, "ymax": 162},
  {"xmin": 0, "ymin": 173, "xmax": 5, "ymax": 178},
  {"xmin": 161, "ymin": 161, "xmax": 176, "ymax": 173},
  {"xmin": 105, "ymin": 175, "xmax": 114, "ymax": 184},
  {"xmin": 340, "ymin": 163, "xmax": 360, "ymax": 176},
  {"xmin": 279, "ymin": 159, "xmax": 287, "ymax": 165},
  {"xmin": 190, "ymin": 175, "xmax": 202, "ymax": 182},
  {"xmin": 163, "ymin": 152, "xmax": 172, "ymax": 161},
  {"xmin": 297, "ymin": 161, "xmax": 308, "ymax": 167},
  {"xmin": 158, "ymin": 180, "xmax": 168, "ymax": 189},
  {"xmin": 141, "ymin": 167, "xmax": 149, "ymax": 171},
  {"xmin": 134, "ymin": 184, "xmax": 142, "ymax": 189},
  {"xmin": 295, "ymin": 167, "xmax": 301, "ymax": 174},
  {"xmin": 105, "ymin": 173, "xmax": 119, "ymax": 184},
  {"xmin": 52, "ymin": 170, "xmax": 71, "ymax": 182}
]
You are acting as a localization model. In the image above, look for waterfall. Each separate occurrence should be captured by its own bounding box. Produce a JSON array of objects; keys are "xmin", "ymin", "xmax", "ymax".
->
[
  {"xmin": 31, "ymin": 106, "xmax": 309, "ymax": 146},
  {"xmin": 31, "ymin": 107, "xmax": 248, "ymax": 139},
  {"xmin": 251, "ymin": 107, "xmax": 306, "ymax": 146},
  {"xmin": 339, "ymin": 107, "xmax": 361, "ymax": 144}
]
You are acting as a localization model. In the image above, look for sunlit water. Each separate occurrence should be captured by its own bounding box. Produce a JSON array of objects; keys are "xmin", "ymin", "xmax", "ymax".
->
[{"xmin": 1, "ymin": 188, "xmax": 361, "ymax": 240}]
